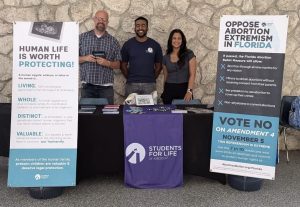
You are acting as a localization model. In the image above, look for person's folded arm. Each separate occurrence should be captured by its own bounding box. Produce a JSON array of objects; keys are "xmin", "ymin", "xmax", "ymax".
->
[
  {"xmin": 95, "ymin": 57, "xmax": 120, "ymax": 70},
  {"xmin": 79, "ymin": 55, "xmax": 96, "ymax": 64},
  {"xmin": 109, "ymin": 60, "xmax": 120, "ymax": 70}
]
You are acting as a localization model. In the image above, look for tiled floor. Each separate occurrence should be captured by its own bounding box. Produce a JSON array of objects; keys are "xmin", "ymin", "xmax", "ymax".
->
[{"xmin": 0, "ymin": 151, "xmax": 299, "ymax": 207}]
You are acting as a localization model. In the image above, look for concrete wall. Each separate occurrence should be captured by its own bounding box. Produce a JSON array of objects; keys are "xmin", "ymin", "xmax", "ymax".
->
[{"xmin": 0, "ymin": 0, "xmax": 300, "ymax": 149}]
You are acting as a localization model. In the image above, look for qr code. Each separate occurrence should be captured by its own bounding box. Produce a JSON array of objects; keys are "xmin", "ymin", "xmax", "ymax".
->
[
  {"xmin": 136, "ymin": 95, "xmax": 153, "ymax": 105},
  {"xmin": 138, "ymin": 98, "xmax": 151, "ymax": 105}
]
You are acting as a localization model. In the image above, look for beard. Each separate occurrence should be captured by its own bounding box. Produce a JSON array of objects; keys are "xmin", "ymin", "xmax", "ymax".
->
[
  {"xmin": 96, "ymin": 23, "xmax": 106, "ymax": 32},
  {"xmin": 135, "ymin": 30, "xmax": 147, "ymax": 38}
]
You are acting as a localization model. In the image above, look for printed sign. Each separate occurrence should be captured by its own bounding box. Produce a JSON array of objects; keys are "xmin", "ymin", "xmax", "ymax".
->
[
  {"xmin": 123, "ymin": 106, "xmax": 183, "ymax": 188},
  {"xmin": 8, "ymin": 22, "xmax": 79, "ymax": 187},
  {"xmin": 210, "ymin": 16, "xmax": 288, "ymax": 180}
]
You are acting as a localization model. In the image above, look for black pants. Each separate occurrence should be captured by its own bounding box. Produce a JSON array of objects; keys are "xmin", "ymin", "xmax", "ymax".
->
[
  {"xmin": 161, "ymin": 82, "xmax": 188, "ymax": 104},
  {"xmin": 81, "ymin": 83, "xmax": 114, "ymax": 104}
]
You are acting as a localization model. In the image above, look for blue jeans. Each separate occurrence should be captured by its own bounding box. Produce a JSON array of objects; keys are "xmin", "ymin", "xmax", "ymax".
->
[
  {"xmin": 125, "ymin": 83, "xmax": 156, "ymax": 96},
  {"xmin": 81, "ymin": 83, "xmax": 114, "ymax": 104}
]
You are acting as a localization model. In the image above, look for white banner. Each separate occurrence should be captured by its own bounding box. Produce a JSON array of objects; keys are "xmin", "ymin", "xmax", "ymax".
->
[
  {"xmin": 210, "ymin": 16, "xmax": 288, "ymax": 180},
  {"xmin": 8, "ymin": 22, "xmax": 79, "ymax": 187},
  {"xmin": 218, "ymin": 15, "xmax": 288, "ymax": 53}
]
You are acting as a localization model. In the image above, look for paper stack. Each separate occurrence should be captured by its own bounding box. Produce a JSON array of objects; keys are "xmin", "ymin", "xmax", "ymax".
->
[
  {"xmin": 79, "ymin": 105, "xmax": 96, "ymax": 114},
  {"xmin": 102, "ymin": 105, "xmax": 120, "ymax": 114},
  {"xmin": 171, "ymin": 109, "xmax": 188, "ymax": 114}
]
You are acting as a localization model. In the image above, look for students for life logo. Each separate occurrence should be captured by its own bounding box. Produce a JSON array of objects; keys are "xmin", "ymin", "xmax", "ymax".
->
[
  {"xmin": 126, "ymin": 143, "xmax": 146, "ymax": 164},
  {"xmin": 34, "ymin": 173, "xmax": 49, "ymax": 180},
  {"xmin": 146, "ymin": 47, "xmax": 153, "ymax": 53},
  {"xmin": 35, "ymin": 174, "xmax": 41, "ymax": 180}
]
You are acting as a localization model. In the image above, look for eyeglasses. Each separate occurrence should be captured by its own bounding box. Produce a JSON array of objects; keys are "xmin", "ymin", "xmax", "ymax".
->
[{"xmin": 93, "ymin": 16, "xmax": 108, "ymax": 23}]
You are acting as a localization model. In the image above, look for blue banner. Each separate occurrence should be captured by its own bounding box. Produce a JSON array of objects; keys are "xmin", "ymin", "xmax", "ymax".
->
[
  {"xmin": 8, "ymin": 149, "xmax": 76, "ymax": 187},
  {"xmin": 211, "ymin": 112, "xmax": 278, "ymax": 166},
  {"xmin": 123, "ymin": 106, "xmax": 183, "ymax": 188}
]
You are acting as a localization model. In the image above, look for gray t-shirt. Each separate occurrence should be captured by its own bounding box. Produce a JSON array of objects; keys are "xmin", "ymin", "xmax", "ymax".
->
[{"xmin": 163, "ymin": 49, "xmax": 195, "ymax": 83}]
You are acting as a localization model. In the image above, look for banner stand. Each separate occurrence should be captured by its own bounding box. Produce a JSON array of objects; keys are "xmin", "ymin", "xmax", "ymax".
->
[
  {"xmin": 210, "ymin": 15, "xmax": 289, "ymax": 181},
  {"xmin": 8, "ymin": 22, "xmax": 79, "ymax": 188}
]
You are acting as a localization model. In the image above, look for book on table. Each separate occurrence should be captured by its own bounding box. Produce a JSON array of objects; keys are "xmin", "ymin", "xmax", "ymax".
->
[
  {"xmin": 102, "ymin": 104, "xmax": 120, "ymax": 114},
  {"xmin": 102, "ymin": 111, "xmax": 119, "ymax": 114},
  {"xmin": 102, "ymin": 108, "xmax": 119, "ymax": 112},
  {"xmin": 171, "ymin": 109, "xmax": 188, "ymax": 114},
  {"xmin": 104, "ymin": 104, "xmax": 120, "ymax": 109},
  {"xmin": 79, "ymin": 108, "xmax": 95, "ymax": 114}
]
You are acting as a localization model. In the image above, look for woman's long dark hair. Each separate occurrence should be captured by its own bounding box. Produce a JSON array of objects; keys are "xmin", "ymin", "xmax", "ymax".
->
[{"xmin": 166, "ymin": 29, "xmax": 187, "ymax": 68}]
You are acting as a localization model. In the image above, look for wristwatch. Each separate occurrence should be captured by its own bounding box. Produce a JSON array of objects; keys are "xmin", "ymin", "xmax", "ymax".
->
[{"xmin": 187, "ymin": 88, "xmax": 193, "ymax": 94}]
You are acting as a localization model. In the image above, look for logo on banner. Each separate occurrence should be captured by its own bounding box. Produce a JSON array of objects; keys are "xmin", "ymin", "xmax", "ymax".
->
[
  {"xmin": 126, "ymin": 143, "xmax": 146, "ymax": 164},
  {"xmin": 35, "ymin": 174, "xmax": 41, "ymax": 180},
  {"xmin": 34, "ymin": 173, "xmax": 49, "ymax": 180},
  {"xmin": 149, "ymin": 145, "xmax": 182, "ymax": 160}
]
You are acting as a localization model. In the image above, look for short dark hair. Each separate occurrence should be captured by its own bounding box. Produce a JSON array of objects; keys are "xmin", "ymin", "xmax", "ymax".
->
[{"xmin": 135, "ymin": 16, "xmax": 148, "ymax": 26}]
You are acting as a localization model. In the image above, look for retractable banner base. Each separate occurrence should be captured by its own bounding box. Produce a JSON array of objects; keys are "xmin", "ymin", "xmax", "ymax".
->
[
  {"xmin": 228, "ymin": 175, "xmax": 263, "ymax": 191},
  {"xmin": 29, "ymin": 187, "xmax": 64, "ymax": 199}
]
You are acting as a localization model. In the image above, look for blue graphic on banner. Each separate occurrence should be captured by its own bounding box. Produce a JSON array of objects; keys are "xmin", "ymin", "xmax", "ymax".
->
[
  {"xmin": 123, "ymin": 108, "xmax": 183, "ymax": 188},
  {"xmin": 8, "ymin": 149, "xmax": 77, "ymax": 187},
  {"xmin": 211, "ymin": 112, "xmax": 278, "ymax": 166}
]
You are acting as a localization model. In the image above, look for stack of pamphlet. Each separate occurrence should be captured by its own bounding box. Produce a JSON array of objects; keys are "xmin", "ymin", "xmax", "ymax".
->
[
  {"xmin": 102, "ymin": 105, "xmax": 120, "ymax": 114},
  {"xmin": 79, "ymin": 105, "xmax": 96, "ymax": 114},
  {"xmin": 171, "ymin": 109, "xmax": 188, "ymax": 113},
  {"xmin": 185, "ymin": 107, "xmax": 213, "ymax": 113}
]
